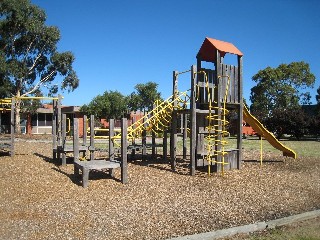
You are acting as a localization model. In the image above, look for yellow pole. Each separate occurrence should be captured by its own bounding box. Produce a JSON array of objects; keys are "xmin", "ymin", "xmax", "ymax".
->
[{"xmin": 14, "ymin": 96, "xmax": 62, "ymax": 100}]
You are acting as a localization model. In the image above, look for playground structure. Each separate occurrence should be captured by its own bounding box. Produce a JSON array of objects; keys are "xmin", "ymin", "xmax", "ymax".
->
[
  {"xmin": 49, "ymin": 37, "xmax": 296, "ymax": 187},
  {"xmin": 0, "ymin": 98, "xmax": 14, "ymax": 156},
  {"xmin": 111, "ymin": 37, "xmax": 296, "ymax": 177},
  {"xmin": 73, "ymin": 117, "xmax": 127, "ymax": 187},
  {"xmin": 111, "ymin": 37, "xmax": 246, "ymax": 176},
  {"xmin": 51, "ymin": 102, "xmax": 127, "ymax": 187},
  {"xmin": 52, "ymin": 96, "xmax": 93, "ymax": 165},
  {"xmin": 1, "ymin": 96, "xmax": 64, "ymax": 157},
  {"xmin": 0, "ymin": 95, "xmax": 68, "ymax": 157}
]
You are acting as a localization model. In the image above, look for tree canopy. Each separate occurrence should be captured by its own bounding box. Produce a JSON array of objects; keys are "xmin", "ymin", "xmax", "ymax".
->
[
  {"xmin": 250, "ymin": 61, "xmax": 315, "ymax": 119},
  {"xmin": 127, "ymin": 82, "xmax": 161, "ymax": 112},
  {"xmin": 81, "ymin": 81, "xmax": 162, "ymax": 120},
  {"xmin": 250, "ymin": 61, "xmax": 316, "ymax": 139},
  {"xmin": 0, "ymin": 0, "xmax": 79, "ymax": 131},
  {"xmin": 316, "ymin": 86, "xmax": 320, "ymax": 106},
  {"xmin": 81, "ymin": 91, "xmax": 127, "ymax": 120}
]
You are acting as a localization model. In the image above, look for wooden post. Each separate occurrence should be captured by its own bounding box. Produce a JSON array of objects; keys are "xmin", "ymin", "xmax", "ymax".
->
[
  {"xmin": 83, "ymin": 115, "xmax": 87, "ymax": 146},
  {"xmin": 216, "ymin": 50, "xmax": 223, "ymax": 173},
  {"xmin": 151, "ymin": 103, "xmax": 156, "ymax": 158},
  {"xmin": 237, "ymin": 55, "xmax": 243, "ymax": 169},
  {"xmin": 190, "ymin": 65, "xmax": 197, "ymax": 175},
  {"xmin": 52, "ymin": 99, "xmax": 57, "ymax": 160},
  {"xmin": 130, "ymin": 117, "xmax": 136, "ymax": 160},
  {"xmin": 183, "ymin": 113, "xmax": 187, "ymax": 160},
  {"xmin": 57, "ymin": 95, "xmax": 62, "ymax": 147},
  {"xmin": 61, "ymin": 114, "xmax": 67, "ymax": 165},
  {"xmin": 152, "ymin": 130, "xmax": 156, "ymax": 158},
  {"xmin": 142, "ymin": 118, "xmax": 147, "ymax": 160},
  {"xmin": 163, "ymin": 130, "xmax": 168, "ymax": 162},
  {"xmin": 108, "ymin": 118, "xmax": 115, "ymax": 177},
  {"xmin": 90, "ymin": 115, "xmax": 95, "ymax": 160},
  {"xmin": 121, "ymin": 118, "xmax": 128, "ymax": 184},
  {"xmin": 109, "ymin": 119, "xmax": 115, "ymax": 161},
  {"xmin": 56, "ymin": 95, "xmax": 62, "ymax": 162},
  {"xmin": 10, "ymin": 98, "xmax": 15, "ymax": 157},
  {"xmin": 170, "ymin": 70, "xmax": 178, "ymax": 171},
  {"xmin": 73, "ymin": 118, "xmax": 79, "ymax": 161},
  {"xmin": 180, "ymin": 114, "xmax": 183, "ymax": 134}
]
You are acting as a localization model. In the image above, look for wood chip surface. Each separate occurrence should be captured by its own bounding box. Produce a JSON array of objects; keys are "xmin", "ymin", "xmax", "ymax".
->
[{"xmin": 0, "ymin": 136, "xmax": 319, "ymax": 239}]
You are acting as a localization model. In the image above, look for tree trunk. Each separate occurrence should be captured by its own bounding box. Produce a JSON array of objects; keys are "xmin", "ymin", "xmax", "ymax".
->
[{"xmin": 15, "ymin": 91, "xmax": 21, "ymax": 134}]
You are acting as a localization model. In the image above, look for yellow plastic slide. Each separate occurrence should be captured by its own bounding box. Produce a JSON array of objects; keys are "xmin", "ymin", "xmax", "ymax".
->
[{"xmin": 243, "ymin": 106, "xmax": 297, "ymax": 159}]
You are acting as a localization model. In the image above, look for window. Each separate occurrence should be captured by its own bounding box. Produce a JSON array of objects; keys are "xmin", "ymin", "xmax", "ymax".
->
[{"xmin": 38, "ymin": 113, "xmax": 46, "ymax": 126}]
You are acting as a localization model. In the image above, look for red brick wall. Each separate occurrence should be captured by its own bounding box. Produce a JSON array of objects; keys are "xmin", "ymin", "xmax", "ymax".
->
[{"xmin": 75, "ymin": 113, "xmax": 84, "ymax": 137}]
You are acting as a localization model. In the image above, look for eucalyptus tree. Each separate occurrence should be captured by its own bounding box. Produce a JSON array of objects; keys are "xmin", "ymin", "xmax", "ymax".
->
[{"xmin": 0, "ymin": 0, "xmax": 79, "ymax": 132}]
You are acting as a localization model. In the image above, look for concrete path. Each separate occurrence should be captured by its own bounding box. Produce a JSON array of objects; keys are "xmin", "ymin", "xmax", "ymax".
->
[{"xmin": 169, "ymin": 209, "xmax": 320, "ymax": 240}]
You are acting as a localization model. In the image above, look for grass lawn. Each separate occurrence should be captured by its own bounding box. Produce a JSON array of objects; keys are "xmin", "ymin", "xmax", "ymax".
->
[
  {"xmin": 229, "ymin": 135, "xmax": 320, "ymax": 158},
  {"xmin": 236, "ymin": 217, "xmax": 320, "ymax": 240},
  {"xmin": 89, "ymin": 134, "xmax": 320, "ymax": 159}
]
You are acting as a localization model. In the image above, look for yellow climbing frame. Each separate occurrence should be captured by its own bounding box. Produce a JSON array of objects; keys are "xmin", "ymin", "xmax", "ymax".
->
[
  {"xmin": 112, "ymin": 91, "xmax": 190, "ymax": 146},
  {"xmin": 200, "ymin": 73, "xmax": 230, "ymax": 176},
  {"xmin": 0, "ymin": 98, "xmax": 12, "ymax": 111}
]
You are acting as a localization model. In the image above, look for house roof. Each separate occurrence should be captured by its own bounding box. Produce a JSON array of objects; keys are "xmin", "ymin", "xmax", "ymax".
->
[{"xmin": 197, "ymin": 37, "xmax": 243, "ymax": 62}]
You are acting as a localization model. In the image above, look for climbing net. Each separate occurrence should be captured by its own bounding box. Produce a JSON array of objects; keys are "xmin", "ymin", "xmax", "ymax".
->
[
  {"xmin": 112, "ymin": 91, "xmax": 190, "ymax": 146},
  {"xmin": 195, "ymin": 72, "xmax": 231, "ymax": 176}
]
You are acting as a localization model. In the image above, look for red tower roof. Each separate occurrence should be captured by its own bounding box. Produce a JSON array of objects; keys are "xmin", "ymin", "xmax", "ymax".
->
[{"xmin": 197, "ymin": 37, "xmax": 243, "ymax": 62}]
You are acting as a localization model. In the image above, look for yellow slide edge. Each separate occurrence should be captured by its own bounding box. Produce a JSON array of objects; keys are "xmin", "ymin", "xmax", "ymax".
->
[{"xmin": 243, "ymin": 105, "xmax": 297, "ymax": 159}]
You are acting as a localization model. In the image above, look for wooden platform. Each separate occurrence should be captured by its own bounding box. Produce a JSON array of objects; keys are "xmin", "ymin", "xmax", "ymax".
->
[
  {"xmin": 74, "ymin": 160, "xmax": 121, "ymax": 188},
  {"xmin": 56, "ymin": 145, "xmax": 88, "ymax": 165},
  {"xmin": 59, "ymin": 145, "xmax": 88, "ymax": 152}
]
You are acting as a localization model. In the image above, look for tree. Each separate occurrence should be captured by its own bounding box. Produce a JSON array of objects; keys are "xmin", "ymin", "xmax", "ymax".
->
[
  {"xmin": 0, "ymin": 0, "xmax": 79, "ymax": 132},
  {"xmin": 265, "ymin": 107, "xmax": 310, "ymax": 140},
  {"xmin": 250, "ymin": 62, "xmax": 315, "ymax": 138},
  {"xmin": 316, "ymin": 86, "xmax": 320, "ymax": 114},
  {"xmin": 0, "ymin": 78, "xmax": 14, "ymax": 99},
  {"xmin": 128, "ymin": 81, "xmax": 161, "ymax": 113},
  {"xmin": 81, "ymin": 91, "xmax": 127, "ymax": 120},
  {"xmin": 250, "ymin": 62, "xmax": 315, "ymax": 119},
  {"xmin": 316, "ymin": 86, "xmax": 320, "ymax": 104}
]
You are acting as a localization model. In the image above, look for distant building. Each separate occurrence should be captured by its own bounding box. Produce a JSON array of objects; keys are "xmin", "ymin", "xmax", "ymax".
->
[
  {"xmin": 242, "ymin": 121, "xmax": 256, "ymax": 136},
  {"xmin": 1, "ymin": 105, "xmax": 146, "ymax": 137}
]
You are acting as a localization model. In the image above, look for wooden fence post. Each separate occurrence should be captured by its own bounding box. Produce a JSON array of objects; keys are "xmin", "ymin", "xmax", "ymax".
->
[{"xmin": 121, "ymin": 118, "xmax": 128, "ymax": 184}]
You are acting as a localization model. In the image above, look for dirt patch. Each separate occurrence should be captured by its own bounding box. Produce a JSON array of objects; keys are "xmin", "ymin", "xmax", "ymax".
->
[{"xmin": 0, "ymin": 139, "xmax": 319, "ymax": 239}]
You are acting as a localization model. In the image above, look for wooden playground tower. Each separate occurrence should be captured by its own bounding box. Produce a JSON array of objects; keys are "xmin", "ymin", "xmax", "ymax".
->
[
  {"xmin": 49, "ymin": 37, "xmax": 244, "ymax": 187},
  {"xmin": 170, "ymin": 37, "xmax": 243, "ymax": 175}
]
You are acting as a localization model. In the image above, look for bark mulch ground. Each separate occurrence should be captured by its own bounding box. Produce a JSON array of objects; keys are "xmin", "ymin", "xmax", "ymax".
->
[{"xmin": 0, "ymin": 137, "xmax": 319, "ymax": 239}]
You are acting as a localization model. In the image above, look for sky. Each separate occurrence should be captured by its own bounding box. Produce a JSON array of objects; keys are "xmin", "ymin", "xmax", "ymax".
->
[{"xmin": 31, "ymin": 0, "xmax": 320, "ymax": 107}]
